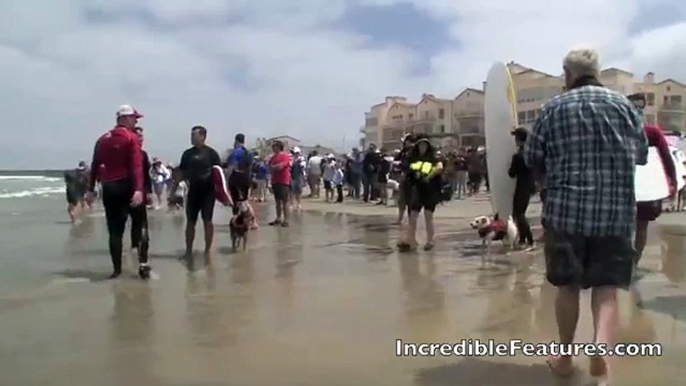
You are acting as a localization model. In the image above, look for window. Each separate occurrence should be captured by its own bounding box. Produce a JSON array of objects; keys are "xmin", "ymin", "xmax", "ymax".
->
[
  {"xmin": 365, "ymin": 118, "xmax": 378, "ymax": 127},
  {"xmin": 518, "ymin": 112, "xmax": 526, "ymax": 125},
  {"xmin": 409, "ymin": 113, "xmax": 414, "ymax": 119},
  {"xmin": 526, "ymin": 110, "xmax": 536, "ymax": 122},
  {"xmin": 424, "ymin": 111, "xmax": 429, "ymax": 118},
  {"xmin": 664, "ymin": 96, "xmax": 669, "ymax": 104},
  {"xmin": 667, "ymin": 86, "xmax": 671, "ymax": 91},
  {"xmin": 440, "ymin": 125, "xmax": 446, "ymax": 133},
  {"xmin": 438, "ymin": 108, "xmax": 445, "ymax": 119},
  {"xmin": 670, "ymin": 95, "xmax": 682, "ymax": 105},
  {"xmin": 647, "ymin": 93, "xmax": 655, "ymax": 106}
]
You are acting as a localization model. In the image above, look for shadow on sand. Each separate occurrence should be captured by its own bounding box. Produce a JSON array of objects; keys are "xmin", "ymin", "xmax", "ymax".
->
[
  {"xmin": 415, "ymin": 358, "xmax": 557, "ymax": 386},
  {"xmin": 643, "ymin": 295, "xmax": 686, "ymax": 323},
  {"xmin": 51, "ymin": 269, "xmax": 111, "ymax": 283}
]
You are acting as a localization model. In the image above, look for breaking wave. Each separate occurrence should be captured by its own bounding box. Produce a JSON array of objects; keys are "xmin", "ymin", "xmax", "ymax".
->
[{"xmin": 0, "ymin": 187, "xmax": 65, "ymax": 199}]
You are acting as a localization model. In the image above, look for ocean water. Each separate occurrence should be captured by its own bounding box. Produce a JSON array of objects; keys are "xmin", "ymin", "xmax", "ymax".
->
[{"xmin": 0, "ymin": 172, "xmax": 73, "ymax": 292}]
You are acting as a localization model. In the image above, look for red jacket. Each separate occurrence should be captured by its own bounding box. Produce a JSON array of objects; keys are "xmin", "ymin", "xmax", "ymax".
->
[
  {"xmin": 89, "ymin": 126, "xmax": 143, "ymax": 192},
  {"xmin": 644, "ymin": 124, "xmax": 677, "ymax": 192}
]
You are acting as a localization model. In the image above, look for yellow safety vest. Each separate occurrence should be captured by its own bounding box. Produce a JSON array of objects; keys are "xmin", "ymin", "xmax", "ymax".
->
[{"xmin": 409, "ymin": 161, "xmax": 435, "ymax": 176}]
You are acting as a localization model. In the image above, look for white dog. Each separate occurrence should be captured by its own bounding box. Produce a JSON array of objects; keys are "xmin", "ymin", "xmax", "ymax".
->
[{"xmin": 469, "ymin": 215, "xmax": 519, "ymax": 256}]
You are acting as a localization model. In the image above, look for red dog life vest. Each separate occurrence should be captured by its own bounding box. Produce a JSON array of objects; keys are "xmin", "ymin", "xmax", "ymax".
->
[{"xmin": 478, "ymin": 219, "xmax": 508, "ymax": 240}]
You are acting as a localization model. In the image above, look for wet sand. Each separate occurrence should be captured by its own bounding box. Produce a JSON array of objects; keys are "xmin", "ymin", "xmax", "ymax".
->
[{"xmin": 0, "ymin": 196, "xmax": 685, "ymax": 385}]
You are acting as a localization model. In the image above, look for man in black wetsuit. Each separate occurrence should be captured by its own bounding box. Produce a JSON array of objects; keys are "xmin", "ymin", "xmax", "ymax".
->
[
  {"xmin": 224, "ymin": 133, "xmax": 254, "ymax": 215},
  {"xmin": 131, "ymin": 126, "xmax": 153, "ymax": 278},
  {"xmin": 64, "ymin": 161, "xmax": 89, "ymax": 223},
  {"xmin": 508, "ymin": 127, "xmax": 536, "ymax": 250},
  {"xmin": 176, "ymin": 126, "xmax": 222, "ymax": 260}
]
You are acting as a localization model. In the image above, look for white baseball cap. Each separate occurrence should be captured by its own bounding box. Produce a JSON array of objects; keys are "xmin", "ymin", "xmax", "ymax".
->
[
  {"xmin": 293, "ymin": 146, "xmax": 301, "ymax": 154},
  {"xmin": 116, "ymin": 104, "xmax": 144, "ymax": 118}
]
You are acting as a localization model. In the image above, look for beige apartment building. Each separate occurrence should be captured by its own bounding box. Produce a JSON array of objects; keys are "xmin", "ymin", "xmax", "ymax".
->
[
  {"xmin": 363, "ymin": 62, "xmax": 686, "ymax": 150},
  {"xmin": 362, "ymin": 90, "xmax": 485, "ymax": 151}
]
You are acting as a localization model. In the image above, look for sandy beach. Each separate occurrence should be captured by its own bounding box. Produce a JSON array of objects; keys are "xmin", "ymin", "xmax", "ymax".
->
[{"xmin": 1, "ymin": 182, "xmax": 686, "ymax": 385}]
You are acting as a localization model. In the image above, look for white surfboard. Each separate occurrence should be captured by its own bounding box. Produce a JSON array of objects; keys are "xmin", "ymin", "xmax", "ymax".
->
[
  {"xmin": 671, "ymin": 146, "xmax": 686, "ymax": 191},
  {"xmin": 484, "ymin": 62, "xmax": 518, "ymax": 219},
  {"xmin": 635, "ymin": 147, "xmax": 670, "ymax": 202}
]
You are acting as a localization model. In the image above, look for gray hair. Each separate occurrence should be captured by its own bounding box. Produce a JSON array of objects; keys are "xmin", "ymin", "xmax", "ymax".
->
[{"xmin": 563, "ymin": 48, "xmax": 599, "ymax": 77}]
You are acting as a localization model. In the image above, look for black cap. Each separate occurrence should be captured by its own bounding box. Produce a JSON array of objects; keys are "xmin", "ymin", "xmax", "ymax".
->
[
  {"xmin": 235, "ymin": 133, "xmax": 245, "ymax": 144},
  {"xmin": 511, "ymin": 127, "xmax": 528, "ymax": 141}
]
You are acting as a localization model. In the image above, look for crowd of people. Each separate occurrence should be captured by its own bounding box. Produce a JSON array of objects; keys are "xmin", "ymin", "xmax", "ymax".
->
[{"xmin": 64, "ymin": 47, "xmax": 681, "ymax": 384}]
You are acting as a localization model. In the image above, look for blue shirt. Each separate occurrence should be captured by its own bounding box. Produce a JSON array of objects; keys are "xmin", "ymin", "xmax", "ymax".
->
[
  {"xmin": 523, "ymin": 85, "xmax": 648, "ymax": 237},
  {"xmin": 227, "ymin": 145, "xmax": 253, "ymax": 172},
  {"xmin": 253, "ymin": 161, "xmax": 269, "ymax": 180}
]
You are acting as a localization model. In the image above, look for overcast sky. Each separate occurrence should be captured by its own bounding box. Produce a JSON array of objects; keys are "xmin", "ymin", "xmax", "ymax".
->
[{"xmin": 2, "ymin": 0, "xmax": 686, "ymax": 169}]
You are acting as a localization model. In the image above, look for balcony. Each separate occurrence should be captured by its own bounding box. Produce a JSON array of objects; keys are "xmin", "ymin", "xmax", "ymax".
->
[
  {"xmin": 409, "ymin": 114, "xmax": 438, "ymax": 124},
  {"xmin": 660, "ymin": 102, "xmax": 683, "ymax": 113},
  {"xmin": 460, "ymin": 126, "xmax": 484, "ymax": 135},
  {"xmin": 455, "ymin": 110, "xmax": 484, "ymax": 118}
]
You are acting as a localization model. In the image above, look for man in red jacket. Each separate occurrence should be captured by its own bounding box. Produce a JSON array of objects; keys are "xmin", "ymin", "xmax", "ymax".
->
[
  {"xmin": 627, "ymin": 95, "xmax": 678, "ymax": 262},
  {"xmin": 635, "ymin": 124, "xmax": 677, "ymax": 259},
  {"xmin": 86, "ymin": 104, "xmax": 145, "ymax": 279}
]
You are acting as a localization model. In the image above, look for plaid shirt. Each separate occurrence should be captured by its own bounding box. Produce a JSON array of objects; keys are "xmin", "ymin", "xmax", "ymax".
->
[{"xmin": 523, "ymin": 85, "xmax": 648, "ymax": 237}]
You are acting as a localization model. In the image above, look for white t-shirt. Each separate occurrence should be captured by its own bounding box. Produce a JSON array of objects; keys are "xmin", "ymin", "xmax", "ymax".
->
[
  {"xmin": 175, "ymin": 181, "xmax": 187, "ymax": 198},
  {"xmin": 308, "ymin": 156, "xmax": 323, "ymax": 176},
  {"xmin": 323, "ymin": 162, "xmax": 336, "ymax": 182}
]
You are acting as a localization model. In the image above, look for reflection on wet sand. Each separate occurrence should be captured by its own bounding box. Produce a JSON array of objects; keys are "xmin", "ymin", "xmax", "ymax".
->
[
  {"xmin": 5, "ymin": 208, "xmax": 686, "ymax": 385},
  {"xmin": 108, "ymin": 282, "xmax": 155, "ymax": 384},
  {"xmin": 399, "ymin": 254, "xmax": 447, "ymax": 343}
]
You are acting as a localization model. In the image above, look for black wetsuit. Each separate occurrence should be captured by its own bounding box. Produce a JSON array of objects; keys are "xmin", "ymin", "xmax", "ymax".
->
[
  {"xmin": 64, "ymin": 169, "xmax": 87, "ymax": 205},
  {"xmin": 130, "ymin": 150, "xmax": 152, "ymax": 265},
  {"xmin": 406, "ymin": 152, "xmax": 442, "ymax": 213},
  {"xmin": 224, "ymin": 145, "xmax": 253, "ymax": 214},
  {"xmin": 508, "ymin": 148, "xmax": 535, "ymax": 246},
  {"xmin": 179, "ymin": 145, "xmax": 221, "ymax": 223}
]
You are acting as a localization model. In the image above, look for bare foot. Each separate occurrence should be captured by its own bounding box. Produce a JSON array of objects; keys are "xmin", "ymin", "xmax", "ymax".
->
[
  {"xmin": 546, "ymin": 355, "xmax": 575, "ymax": 378},
  {"xmin": 589, "ymin": 356, "xmax": 607, "ymax": 377}
]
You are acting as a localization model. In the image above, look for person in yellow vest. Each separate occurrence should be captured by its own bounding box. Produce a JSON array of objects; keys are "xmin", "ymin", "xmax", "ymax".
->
[{"xmin": 398, "ymin": 134, "xmax": 443, "ymax": 251}]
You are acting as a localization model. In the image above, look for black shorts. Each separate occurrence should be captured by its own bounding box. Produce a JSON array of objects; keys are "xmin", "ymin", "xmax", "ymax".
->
[
  {"xmin": 409, "ymin": 184, "xmax": 438, "ymax": 213},
  {"xmin": 228, "ymin": 171, "xmax": 251, "ymax": 203},
  {"xmin": 468, "ymin": 172, "xmax": 482, "ymax": 183},
  {"xmin": 324, "ymin": 180, "xmax": 333, "ymax": 191},
  {"xmin": 66, "ymin": 188, "xmax": 82, "ymax": 205},
  {"xmin": 186, "ymin": 183, "xmax": 215, "ymax": 223},
  {"xmin": 544, "ymin": 227, "xmax": 636, "ymax": 289},
  {"xmin": 272, "ymin": 183, "xmax": 290, "ymax": 202}
]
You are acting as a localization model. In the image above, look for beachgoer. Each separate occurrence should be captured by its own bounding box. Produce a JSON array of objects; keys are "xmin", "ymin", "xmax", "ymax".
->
[
  {"xmin": 322, "ymin": 155, "xmax": 336, "ymax": 202},
  {"xmin": 252, "ymin": 154, "xmax": 269, "ymax": 202},
  {"xmin": 454, "ymin": 150, "xmax": 468, "ymax": 199},
  {"xmin": 268, "ymin": 140, "xmax": 292, "ymax": 227},
  {"xmin": 225, "ymin": 134, "xmax": 253, "ymax": 209},
  {"xmin": 150, "ymin": 158, "xmax": 170, "ymax": 208},
  {"xmin": 176, "ymin": 126, "xmax": 222, "ymax": 260},
  {"xmin": 394, "ymin": 134, "xmax": 415, "ymax": 224},
  {"xmin": 349, "ymin": 148, "xmax": 363, "ymax": 199},
  {"xmin": 333, "ymin": 161, "xmax": 345, "ymax": 203},
  {"xmin": 362, "ymin": 144, "xmax": 381, "ymax": 202},
  {"xmin": 290, "ymin": 147, "xmax": 306, "ymax": 209},
  {"xmin": 376, "ymin": 151, "xmax": 392, "ymax": 206},
  {"xmin": 306, "ymin": 151, "xmax": 323, "ymax": 198},
  {"xmin": 131, "ymin": 126, "xmax": 153, "ymax": 279},
  {"xmin": 398, "ymin": 134, "xmax": 443, "ymax": 251},
  {"xmin": 85, "ymin": 104, "xmax": 145, "ymax": 279},
  {"xmin": 64, "ymin": 161, "xmax": 89, "ymax": 223},
  {"xmin": 508, "ymin": 127, "xmax": 536, "ymax": 250},
  {"xmin": 523, "ymin": 48, "xmax": 648, "ymax": 381}
]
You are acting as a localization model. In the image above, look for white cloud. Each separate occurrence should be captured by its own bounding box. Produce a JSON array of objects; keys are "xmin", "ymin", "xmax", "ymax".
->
[{"xmin": 1, "ymin": 0, "xmax": 685, "ymax": 168}]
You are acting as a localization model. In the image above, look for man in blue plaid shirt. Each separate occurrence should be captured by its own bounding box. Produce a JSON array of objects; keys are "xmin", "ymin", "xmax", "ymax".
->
[{"xmin": 523, "ymin": 48, "xmax": 648, "ymax": 381}]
